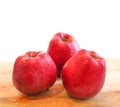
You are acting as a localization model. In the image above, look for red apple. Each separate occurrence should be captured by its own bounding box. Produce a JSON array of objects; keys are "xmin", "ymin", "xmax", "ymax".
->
[
  {"xmin": 47, "ymin": 32, "xmax": 80, "ymax": 77},
  {"xmin": 61, "ymin": 49, "xmax": 106, "ymax": 99},
  {"xmin": 12, "ymin": 51, "xmax": 57, "ymax": 95}
]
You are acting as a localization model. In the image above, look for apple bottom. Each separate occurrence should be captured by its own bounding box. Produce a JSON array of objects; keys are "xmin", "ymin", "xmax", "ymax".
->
[
  {"xmin": 65, "ymin": 81, "xmax": 105, "ymax": 99},
  {"xmin": 62, "ymin": 67, "xmax": 106, "ymax": 99}
]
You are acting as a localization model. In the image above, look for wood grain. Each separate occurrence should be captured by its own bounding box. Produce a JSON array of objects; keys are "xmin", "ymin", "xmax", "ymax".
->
[{"xmin": 0, "ymin": 59, "xmax": 120, "ymax": 107}]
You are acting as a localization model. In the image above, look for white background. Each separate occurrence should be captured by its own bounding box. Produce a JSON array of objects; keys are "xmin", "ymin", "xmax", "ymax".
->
[{"xmin": 0, "ymin": 0, "xmax": 120, "ymax": 61}]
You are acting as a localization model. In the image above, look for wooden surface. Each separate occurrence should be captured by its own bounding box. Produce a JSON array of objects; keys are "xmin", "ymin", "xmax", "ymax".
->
[{"xmin": 0, "ymin": 59, "xmax": 120, "ymax": 107}]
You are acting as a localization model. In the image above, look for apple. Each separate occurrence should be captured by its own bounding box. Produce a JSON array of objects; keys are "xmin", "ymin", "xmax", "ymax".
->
[
  {"xmin": 61, "ymin": 49, "xmax": 106, "ymax": 99},
  {"xmin": 47, "ymin": 32, "xmax": 80, "ymax": 77},
  {"xmin": 12, "ymin": 51, "xmax": 57, "ymax": 95}
]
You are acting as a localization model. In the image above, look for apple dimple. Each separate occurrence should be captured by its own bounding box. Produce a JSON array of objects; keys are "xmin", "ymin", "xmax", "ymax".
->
[
  {"xmin": 60, "ymin": 33, "xmax": 71, "ymax": 42},
  {"xmin": 88, "ymin": 51, "xmax": 99, "ymax": 60},
  {"xmin": 26, "ymin": 51, "xmax": 40, "ymax": 57}
]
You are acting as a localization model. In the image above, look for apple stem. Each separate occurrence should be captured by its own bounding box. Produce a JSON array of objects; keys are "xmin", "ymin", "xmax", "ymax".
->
[{"xmin": 46, "ymin": 88, "xmax": 49, "ymax": 91}]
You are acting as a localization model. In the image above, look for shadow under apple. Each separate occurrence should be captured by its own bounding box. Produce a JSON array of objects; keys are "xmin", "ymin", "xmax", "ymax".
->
[{"xmin": 18, "ymin": 79, "xmax": 64, "ymax": 100}]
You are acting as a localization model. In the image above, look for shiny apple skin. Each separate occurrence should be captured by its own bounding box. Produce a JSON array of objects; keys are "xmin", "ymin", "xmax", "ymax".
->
[
  {"xmin": 61, "ymin": 49, "xmax": 106, "ymax": 99},
  {"xmin": 12, "ymin": 51, "xmax": 57, "ymax": 95},
  {"xmin": 47, "ymin": 32, "xmax": 80, "ymax": 77}
]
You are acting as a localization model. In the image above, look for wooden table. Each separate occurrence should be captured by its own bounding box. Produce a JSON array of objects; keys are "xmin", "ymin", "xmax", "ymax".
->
[{"xmin": 0, "ymin": 59, "xmax": 120, "ymax": 107}]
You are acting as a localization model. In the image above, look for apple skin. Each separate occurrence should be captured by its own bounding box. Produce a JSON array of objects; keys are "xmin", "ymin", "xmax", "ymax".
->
[
  {"xmin": 47, "ymin": 32, "xmax": 80, "ymax": 77},
  {"xmin": 61, "ymin": 49, "xmax": 106, "ymax": 99},
  {"xmin": 12, "ymin": 51, "xmax": 57, "ymax": 95}
]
